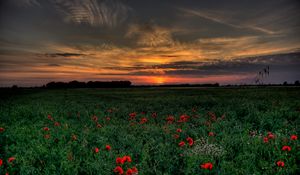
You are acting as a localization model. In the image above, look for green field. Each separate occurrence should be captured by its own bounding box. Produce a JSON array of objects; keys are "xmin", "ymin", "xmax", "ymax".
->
[{"xmin": 0, "ymin": 87, "xmax": 299, "ymax": 174}]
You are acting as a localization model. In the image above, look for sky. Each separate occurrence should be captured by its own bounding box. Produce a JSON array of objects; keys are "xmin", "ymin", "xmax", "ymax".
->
[{"xmin": 0, "ymin": 0, "xmax": 299, "ymax": 86}]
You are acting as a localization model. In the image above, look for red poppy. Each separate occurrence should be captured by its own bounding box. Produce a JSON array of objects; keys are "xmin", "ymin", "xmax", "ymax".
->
[
  {"xmin": 96, "ymin": 123, "xmax": 102, "ymax": 128},
  {"xmin": 123, "ymin": 156, "xmax": 132, "ymax": 163},
  {"xmin": 106, "ymin": 117, "xmax": 111, "ymax": 121},
  {"xmin": 186, "ymin": 137, "xmax": 194, "ymax": 146},
  {"xmin": 116, "ymin": 157, "xmax": 125, "ymax": 164},
  {"xmin": 178, "ymin": 114, "xmax": 190, "ymax": 123},
  {"xmin": 44, "ymin": 134, "xmax": 50, "ymax": 139},
  {"xmin": 263, "ymin": 137, "xmax": 269, "ymax": 143},
  {"xmin": 126, "ymin": 168, "xmax": 133, "ymax": 175},
  {"xmin": 0, "ymin": 159, "xmax": 3, "ymax": 166},
  {"xmin": 267, "ymin": 132, "xmax": 275, "ymax": 139},
  {"xmin": 176, "ymin": 129, "xmax": 182, "ymax": 133},
  {"xmin": 0, "ymin": 127, "xmax": 4, "ymax": 132},
  {"xmin": 208, "ymin": 132, "xmax": 214, "ymax": 137},
  {"xmin": 131, "ymin": 166, "xmax": 138, "ymax": 173},
  {"xmin": 151, "ymin": 112, "xmax": 157, "ymax": 118},
  {"xmin": 94, "ymin": 147, "xmax": 99, "ymax": 153},
  {"xmin": 290, "ymin": 135, "xmax": 298, "ymax": 140},
  {"xmin": 173, "ymin": 134, "xmax": 179, "ymax": 139},
  {"xmin": 129, "ymin": 112, "xmax": 137, "ymax": 120},
  {"xmin": 43, "ymin": 127, "xmax": 49, "ymax": 131},
  {"xmin": 140, "ymin": 117, "xmax": 148, "ymax": 124},
  {"xmin": 47, "ymin": 114, "xmax": 53, "ymax": 121},
  {"xmin": 114, "ymin": 166, "xmax": 124, "ymax": 175},
  {"xmin": 92, "ymin": 116, "xmax": 98, "ymax": 122},
  {"xmin": 8, "ymin": 157, "xmax": 15, "ymax": 163},
  {"xmin": 105, "ymin": 145, "xmax": 111, "ymax": 151},
  {"xmin": 200, "ymin": 162, "xmax": 213, "ymax": 170},
  {"xmin": 54, "ymin": 122, "xmax": 60, "ymax": 126},
  {"xmin": 276, "ymin": 160, "xmax": 284, "ymax": 167},
  {"xmin": 282, "ymin": 145, "xmax": 291, "ymax": 151},
  {"xmin": 178, "ymin": 141, "xmax": 185, "ymax": 147},
  {"xmin": 166, "ymin": 116, "xmax": 175, "ymax": 124}
]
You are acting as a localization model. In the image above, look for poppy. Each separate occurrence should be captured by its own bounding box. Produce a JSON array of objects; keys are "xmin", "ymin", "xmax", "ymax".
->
[
  {"xmin": 151, "ymin": 112, "xmax": 157, "ymax": 118},
  {"xmin": 43, "ymin": 127, "xmax": 49, "ymax": 131},
  {"xmin": 116, "ymin": 157, "xmax": 125, "ymax": 164},
  {"xmin": 267, "ymin": 132, "xmax": 275, "ymax": 139},
  {"xmin": 208, "ymin": 132, "xmax": 214, "ymax": 137},
  {"xmin": 44, "ymin": 134, "xmax": 50, "ymax": 139},
  {"xmin": 126, "ymin": 168, "xmax": 133, "ymax": 175},
  {"xmin": 178, "ymin": 141, "xmax": 185, "ymax": 147},
  {"xmin": 140, "ymin": 117, "xmax": 148, "ymax": 124},
  {"xmin": 263, "ymin": 137, "xmax": 269, "ymax": 143},
  {"xmin": 114, "ymin": 166, "xmax": 124, "ymax": 175},
  {"xmin": 200, "ymin": 162, "xmax": 213, "ymax": 170},
  {"xmin": 92, "ymin": 116, "xmax": 98, "ymax": 122},
  {"xmin": 290, "ymin": 135, "xmax": 298, "ymax": 140},
  {"xmin": 276, "ymin": 160, "xmax": 284, "ymax": 167},
  {"xmin": 186, "ymin": 137, "xmax": 194, "ymax": 146},
  {"xmin": 282, "ymin": 145, "xmax": 291, "ymax": 151},
  {"xmin": 123, "ymin": 156, "xmax": 132, "ymax": 163},
  {"xmin": 173, "ymin": 134, "xmax": 179, "ymax": 139},
  {"xmin": 176, "ymin": 129, "xmax": 182, "ymax": 133},
  {"xmin": 0, "ymin": 127, "xmax": 4, "ymax": 132},
  {"xmin": 131, "ymin": 166, "xmax": 138, "ymax": 173},
  {"xmin": 54, "ymin": 122, "xmax": 60, "ymax": 126},
  {"xmin": 0, "ymin": 159, "xmax": 3, "ymax": 166},
  {"xmin": 8, "ymin": 157, "xmax": 15, "ymax": 163},
  {"xmin": 47, "ymin": 115, "xmax": 53, "ymax": 121},
  {"xmin": 94, "ymin": 147, "xmax": 99, "ymax": 153},
  {"xmin": 96, "ymin": 123, "xmax": 102, "ymax": 128},
  {"xmin": 105, "ymin": 145, "xmax": 111, "ymax": 151}
]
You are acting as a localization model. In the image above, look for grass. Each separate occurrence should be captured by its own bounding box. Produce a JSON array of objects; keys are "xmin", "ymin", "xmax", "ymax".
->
[{"xmin": 0, "ymin": 87, "xmax": 299, "ymax": 174}]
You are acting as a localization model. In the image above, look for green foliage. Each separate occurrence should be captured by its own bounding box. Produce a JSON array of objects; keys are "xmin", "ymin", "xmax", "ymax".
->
[{"xmin": 0, "ymin": 87, "xmax": 299, "ymax": 174}]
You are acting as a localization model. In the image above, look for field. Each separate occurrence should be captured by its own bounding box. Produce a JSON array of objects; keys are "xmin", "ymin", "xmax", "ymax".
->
[{"xmin": 0, "ymin": 87, "xmax": 299, "ymax": 175}]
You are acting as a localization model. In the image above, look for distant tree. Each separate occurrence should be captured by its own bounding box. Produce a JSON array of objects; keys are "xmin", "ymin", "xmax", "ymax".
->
[
  {"xmin": 283, "ymin": 81, "xmax": 288, "ymax": 86},
  {"xmin": 295, "ymin": 80, "xmax": 300, "ymax": 85},
  {"xmin": 11, "ymin": 85, "xmax": 18, "ymax": 89}
]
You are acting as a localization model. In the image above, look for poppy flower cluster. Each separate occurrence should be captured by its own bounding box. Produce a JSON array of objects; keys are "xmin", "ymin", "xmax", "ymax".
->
[
  {"xmin": 263, "ymin": 132, "xmax": 276, "ymax": 143},
  {"xmin": 0, "ymin": 157, "xmax": 15, "ymax": 168},
  {"xmin": 166, "ymin": 116, "xmax": 175, "ymax": 124},
  {"xmin": 129, "ymin": 112, "xmax": 137, "ymax": 120},
  {"xmin": 94, "ymin": 144, "xmax": 111, "ymax": 153},
  {"xmin": 276, "ymin": 160, "xmax": 284, "ymax": 167},
  {"xmin": 281, "ymin": 145, "xmax": 291, "ymax": 152},
  {"xmin": 114, "ymin": 156, "xmax": 138, "ymax": 175},
  {"xmin": 91, "ymin": 115, "xmax": 102, "ymax": 128},
  {"xmin": 177, "ymin": 114, "xmax": 190, "ymax": 123},
  {"xmin": 178, "ymin": 137, "xmax": 194, "ymax": 147},
  {"xmin": 200, "ymin": 162, "xmax": 213, "ymax": 170}
]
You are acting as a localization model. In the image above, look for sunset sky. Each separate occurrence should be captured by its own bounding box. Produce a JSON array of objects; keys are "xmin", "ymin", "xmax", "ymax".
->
[{"xmin": 0, "ymin": 0, "xmax": 299, "ymax": 86}]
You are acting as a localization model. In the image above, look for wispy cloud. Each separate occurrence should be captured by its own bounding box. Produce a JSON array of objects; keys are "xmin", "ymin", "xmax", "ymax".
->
[
  {"xmin": 179, "ymin": 8, "xmax": 278, "ymax": 35},
  {"xmin": 53, "ymin": 0, "xmax": 132, "ymax": 27}
]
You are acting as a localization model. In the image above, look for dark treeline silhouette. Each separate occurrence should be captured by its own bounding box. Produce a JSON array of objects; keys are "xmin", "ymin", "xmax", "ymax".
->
[
  {"xmin": 45, "ymin": 80, "xmax": 132, "ymax": 88},
  {"xmin": 2, "ymin": 80, "xmax": 300, "ymax": 89}
]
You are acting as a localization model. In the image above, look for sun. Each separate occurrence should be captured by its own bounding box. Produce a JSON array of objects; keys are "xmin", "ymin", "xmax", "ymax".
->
[{"xmin": 153, "ymin": 77, "xmax": 165, "ymax": 84}]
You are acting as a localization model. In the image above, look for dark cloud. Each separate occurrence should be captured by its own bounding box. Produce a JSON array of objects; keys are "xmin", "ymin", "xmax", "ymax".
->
[{"xmin": 45, "ymin": 53, "xmax": 85, "ymax": 58}]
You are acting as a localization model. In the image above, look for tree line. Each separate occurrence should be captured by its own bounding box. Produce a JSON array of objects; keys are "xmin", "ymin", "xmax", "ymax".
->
[{"xmin": 45, "ymin": 81, "xmax": 132, "ymax": 88}]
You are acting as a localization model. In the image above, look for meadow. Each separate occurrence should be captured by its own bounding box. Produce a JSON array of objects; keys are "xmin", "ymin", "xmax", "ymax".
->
[{"xmin": 0, "ymin": 87, "xmax": 299, "ymax": 175}]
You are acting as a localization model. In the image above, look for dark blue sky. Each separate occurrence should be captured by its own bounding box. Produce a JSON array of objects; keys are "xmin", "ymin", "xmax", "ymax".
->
[{"xmin": 0, "ymin": 0, "xmax": 299, "ymax": 86}]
